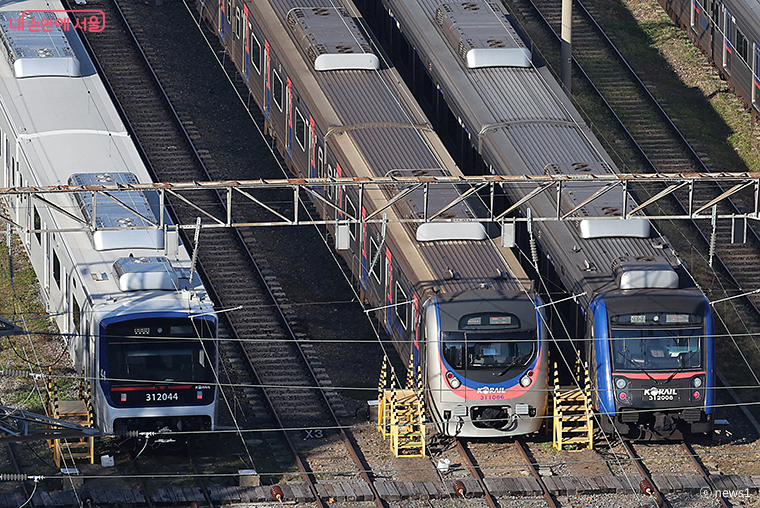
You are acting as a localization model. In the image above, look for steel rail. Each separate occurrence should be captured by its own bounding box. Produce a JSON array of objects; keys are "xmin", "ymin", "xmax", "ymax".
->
[
  {"xmin": 681, "ymin": 441, "xmax": 731, "ymax": 508},
  {"xmin": 514, "ymin": 438, "xmax": 559, "ymax": 508},
  {"xmin": 620, "ymin": 441, "xmax": 668, "ymax": 508},
  {"xmin": 455, "ymin": 439, "xmax": 498, "ymax": 508}
]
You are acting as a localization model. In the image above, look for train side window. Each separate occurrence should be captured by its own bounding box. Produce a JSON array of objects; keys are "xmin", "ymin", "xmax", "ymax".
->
[
  {"xmin": 250, "ymin": 32, "xmax": 261, "ymax": 73},
  {"xmin": 317, "ymin": 147, "xmax": 324, "ymax": 177},
  {"xmin": 295, "ymin": 109, "xmax": 306, "ymax": 150},
  {"xmin": 736, "ymin": 27, "xmax": 748, "ymax": 62},
  {"xmin": 33, "ymin": 206, "xmax": 40, "ymax": 245},
  {"xmin": 345, "ymin": 196, "xmax": 357, "ymax": 240},
  {"xmin": 327, "ymin": 164, "xmax": 335, "ymax": 200},
  {"xmin": 369, "ymin": 237, "xmax": 380, "ymax": 283},
  {"xmin": 395, "ymin": 283, "xmax": 408, "ymax": 329},
  {"xmin": 234, "ymin": 7, "xmax": 241, "ymax": 39},
  {"xmin": 225, "ymin": 0, "xmax": 231, "ymax": 24},
  {"xmin": 272, "ymin": 70, "xmax": 283, "ymax": 111},
  {"xmin": 53, "ymin": 249, "xmax": 60, "ymax": 288},
  {"xmin": 72, "ymin": 294, "xmax": 81, "ymax": 333}
]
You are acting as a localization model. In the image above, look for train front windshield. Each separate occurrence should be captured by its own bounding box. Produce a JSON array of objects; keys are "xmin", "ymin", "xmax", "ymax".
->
[
  {"xmin": 105, "ymin": 317, "xmax": 216, "ymax": 385},
  {"xmin": 609, "ymin": 312, "xmax": 703, "ymax": 371},
  {"xmin": 443, "ymin": 331, "xmax": 536, "ymax": 382}
]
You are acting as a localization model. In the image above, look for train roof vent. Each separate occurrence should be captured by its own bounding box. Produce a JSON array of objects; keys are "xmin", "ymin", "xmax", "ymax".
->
[
  {"xmin": 287, "ymin": 7, "xmax": 379, "ymax": 71},
  {"xmin": 69, "ymin": 172, "xmax": 164, "ymax": 251},
  {"xmin": 612, "ymin": 256, "xmax": 679, "ymax": 290},
  {"xmin": 113, "ymin": 256, "xmax": 179, "ymax": 292},
  {"xmin": 0, "ymin": 11, "xmax": 80, "ymax": 78},
  {"xmin": 416, "ymin": 222, "xmax": 487, "ymax": 242},
  {"xmin": 435, "ymin": 1, "xmax": 530, "ymax": 69}
]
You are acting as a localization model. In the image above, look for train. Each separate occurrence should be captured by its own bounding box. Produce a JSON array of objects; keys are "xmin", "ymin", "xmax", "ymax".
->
[
  {"xmin": 0, "ymin": 0, "xmax": 219, "ymax": 437},
  {"xmin": 658, "ymin": 0, "xmax": 760, "ymax": 122},
  {"xmin": 357, "ymin": 0, "xmax": 716, "ymax": 440},
  {"xmin": 197, "ymin": 0, "xmax": 552, "ymax": 437}
]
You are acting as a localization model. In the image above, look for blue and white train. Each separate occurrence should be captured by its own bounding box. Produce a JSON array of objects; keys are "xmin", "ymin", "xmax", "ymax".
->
[
  {"xmin": 360, "ymin": 0, "xmax": 716, "ymax": 439},
  {"xmin": 0, "ymin": 0, "xmax": 218, "ymax": 436}
]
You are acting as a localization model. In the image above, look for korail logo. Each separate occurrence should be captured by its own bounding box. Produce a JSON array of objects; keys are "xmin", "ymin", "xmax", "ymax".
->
[
  {"xmin": 644, "ymin": 386, "xmax": 677, "ymax": 400},
  {"xmin": 9, "ymin": 10, "xmax": 105, "ymax": 33}
]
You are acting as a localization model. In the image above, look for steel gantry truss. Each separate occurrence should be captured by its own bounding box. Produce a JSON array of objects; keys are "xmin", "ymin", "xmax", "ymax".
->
[{"xmin": 2, "ymin": 172, "xmax": 760, "ymax": 233}]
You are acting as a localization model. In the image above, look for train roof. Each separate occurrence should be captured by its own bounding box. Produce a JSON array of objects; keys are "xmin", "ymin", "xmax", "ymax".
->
[
  {"xmin": 381, "ymin": 0, "xmax": 691, "ymax": 305},
  {"xmin": 0, "ymin": 0, "xmax": 212, "ymax": 315},
  {"xmin": 257, "ymin": 0, "xmax": 535, "ymax": 299}
]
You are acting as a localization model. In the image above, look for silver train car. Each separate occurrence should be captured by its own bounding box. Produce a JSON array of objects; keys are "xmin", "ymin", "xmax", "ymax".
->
[
  {"xmin": 0, "ymin": 0, "xmax": 218, "ymax": 436},
  {"xmin": 659, "ymin": 0, "xmax": 760, "ymax": 121},
  {"xmin": 362, "ymin": 0, "xmax": 716, "ymax": 439},
  {"xmin": 198, "ymin": 0, "xmax": 550, "ymax": 436}
]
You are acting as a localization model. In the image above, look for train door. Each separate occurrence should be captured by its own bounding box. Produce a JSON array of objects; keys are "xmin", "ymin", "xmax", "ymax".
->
[
  {"xmin": 69, "ymin": 276, "xmax": 83, "ymax": 367},
  {"xmin": 722, "ymin": 5, "xmax": 733, "ymax": 73},
  {"xmin": 384, "ymin": 248, "xmax": 392, "ymax": 333},
  {"xmin": 264, "ymin": 41, "xmax": 271, "ymax": 122},
  {"xmin": 219, "ymin": 0, "xmax": 230, "ymax": 44},
  {"xmin": 286, "ymin": 78, "xmax": 293, "ymax": 159}
]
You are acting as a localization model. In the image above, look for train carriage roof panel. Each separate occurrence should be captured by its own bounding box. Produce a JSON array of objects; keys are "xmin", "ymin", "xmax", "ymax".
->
[
  {"xmin": 419, "ymin": 241, "xmax": 525, "ymax": 294},
  {"xmin": 0, "ymin": 0, "xmax": 207, "ymax": 310}
]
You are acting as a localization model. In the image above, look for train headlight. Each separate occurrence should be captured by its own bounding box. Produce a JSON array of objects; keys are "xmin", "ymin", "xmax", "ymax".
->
[
  {"xmin": 614, "ymin": 377, "xmax": 628, "ymax": 389},
  {"xmin": 692, "ymin": 376, "xmax": 703, "ymax": 388},
  {"xmin": 519, "ymin": 373, "xmax": 532, "ymax": 387},
  {"xmin": 446, "ymin": 371, "xmax": 461, "ymax": 389}
]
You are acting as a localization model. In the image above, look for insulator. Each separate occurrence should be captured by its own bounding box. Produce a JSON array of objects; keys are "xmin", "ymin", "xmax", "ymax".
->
[
  {"xmin": 0, "ymin": 473, "xmax": 27, "ymax": 481},
  {"xmin": 639, "ymin": 478, "xmax": 654, "ymax": 496},
  {"xmin": 0, "ymin": 369, "xmax": 32, "ymax": 378},
  {"xmin": 453, "ymin": 480, "xmax": 466, "ymax": 497},
  {"xmin": 270, "ymin": 485, "xmax": 284, "ymax": 501}
]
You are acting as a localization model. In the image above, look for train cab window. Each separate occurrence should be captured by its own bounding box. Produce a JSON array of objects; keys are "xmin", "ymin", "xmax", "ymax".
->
[
  {"xmin": 395, "ymin": 283, "xmax": 408, "ymax": 329},
  {"xmin": 272, "ymin": 70, "xmax": 283, "ymax": 111},
  {"xmin": 33, "ymin": 206, "xmax": 40, "ymax": 245},
  {"xmin": 442, "ymin": 330, "xmax": 536, "ymax": 381},
  {"xmin": 53, "ymin": 249, "xmax": 60, "ymax": 288},
  {"xmin": 609, "ymin": 312, "xmax": 703, "ymax": 371},
  {"xmin": 736, "ymin": 27, "xmax": 748, "ymax": 62},
  {"xmin": 295, "ymin": 109, "xmax": 306, "ymax": 150},
  {"xmin": 369, "ymin": 237, "xmax": 381, "ymax": 283},
  {"xmin": 250, "ymin": 32, "xmax": 261, "ymax": 73}
]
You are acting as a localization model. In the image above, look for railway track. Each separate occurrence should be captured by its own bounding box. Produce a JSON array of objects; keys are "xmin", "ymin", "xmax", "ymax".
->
[
  {"xmin": 65, "ymin": 0, "xmax": 382, "ymax": 501},
  {"xmin": 506, "ymin": 0, "xmax": 760, "ymax": 327}
]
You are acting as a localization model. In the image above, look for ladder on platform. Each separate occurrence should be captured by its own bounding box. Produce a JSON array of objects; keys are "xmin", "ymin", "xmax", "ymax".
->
[
  {"xmin": 552, "ymin": 360, "xmax": 594, "ymax": 450},
  {"xmin": 377, "ymin": 355, "xmax": 426, "ymax": 457},
  {"xmin": 47, "ymin": 369, "xmax": 95, "ymax": 467}
]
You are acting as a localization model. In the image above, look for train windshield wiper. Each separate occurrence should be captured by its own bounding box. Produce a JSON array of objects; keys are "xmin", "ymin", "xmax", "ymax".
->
[
  {"xmin": 494, "ymin": 355, "xmax": 523, "ymax": 377},
  {"xmin": 616, "ymin": 350, "xmax": 658, "ymax": 383},
  {"xmin": 665, "ymin": 349, "xmax": 700, "ymax": 383}
]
